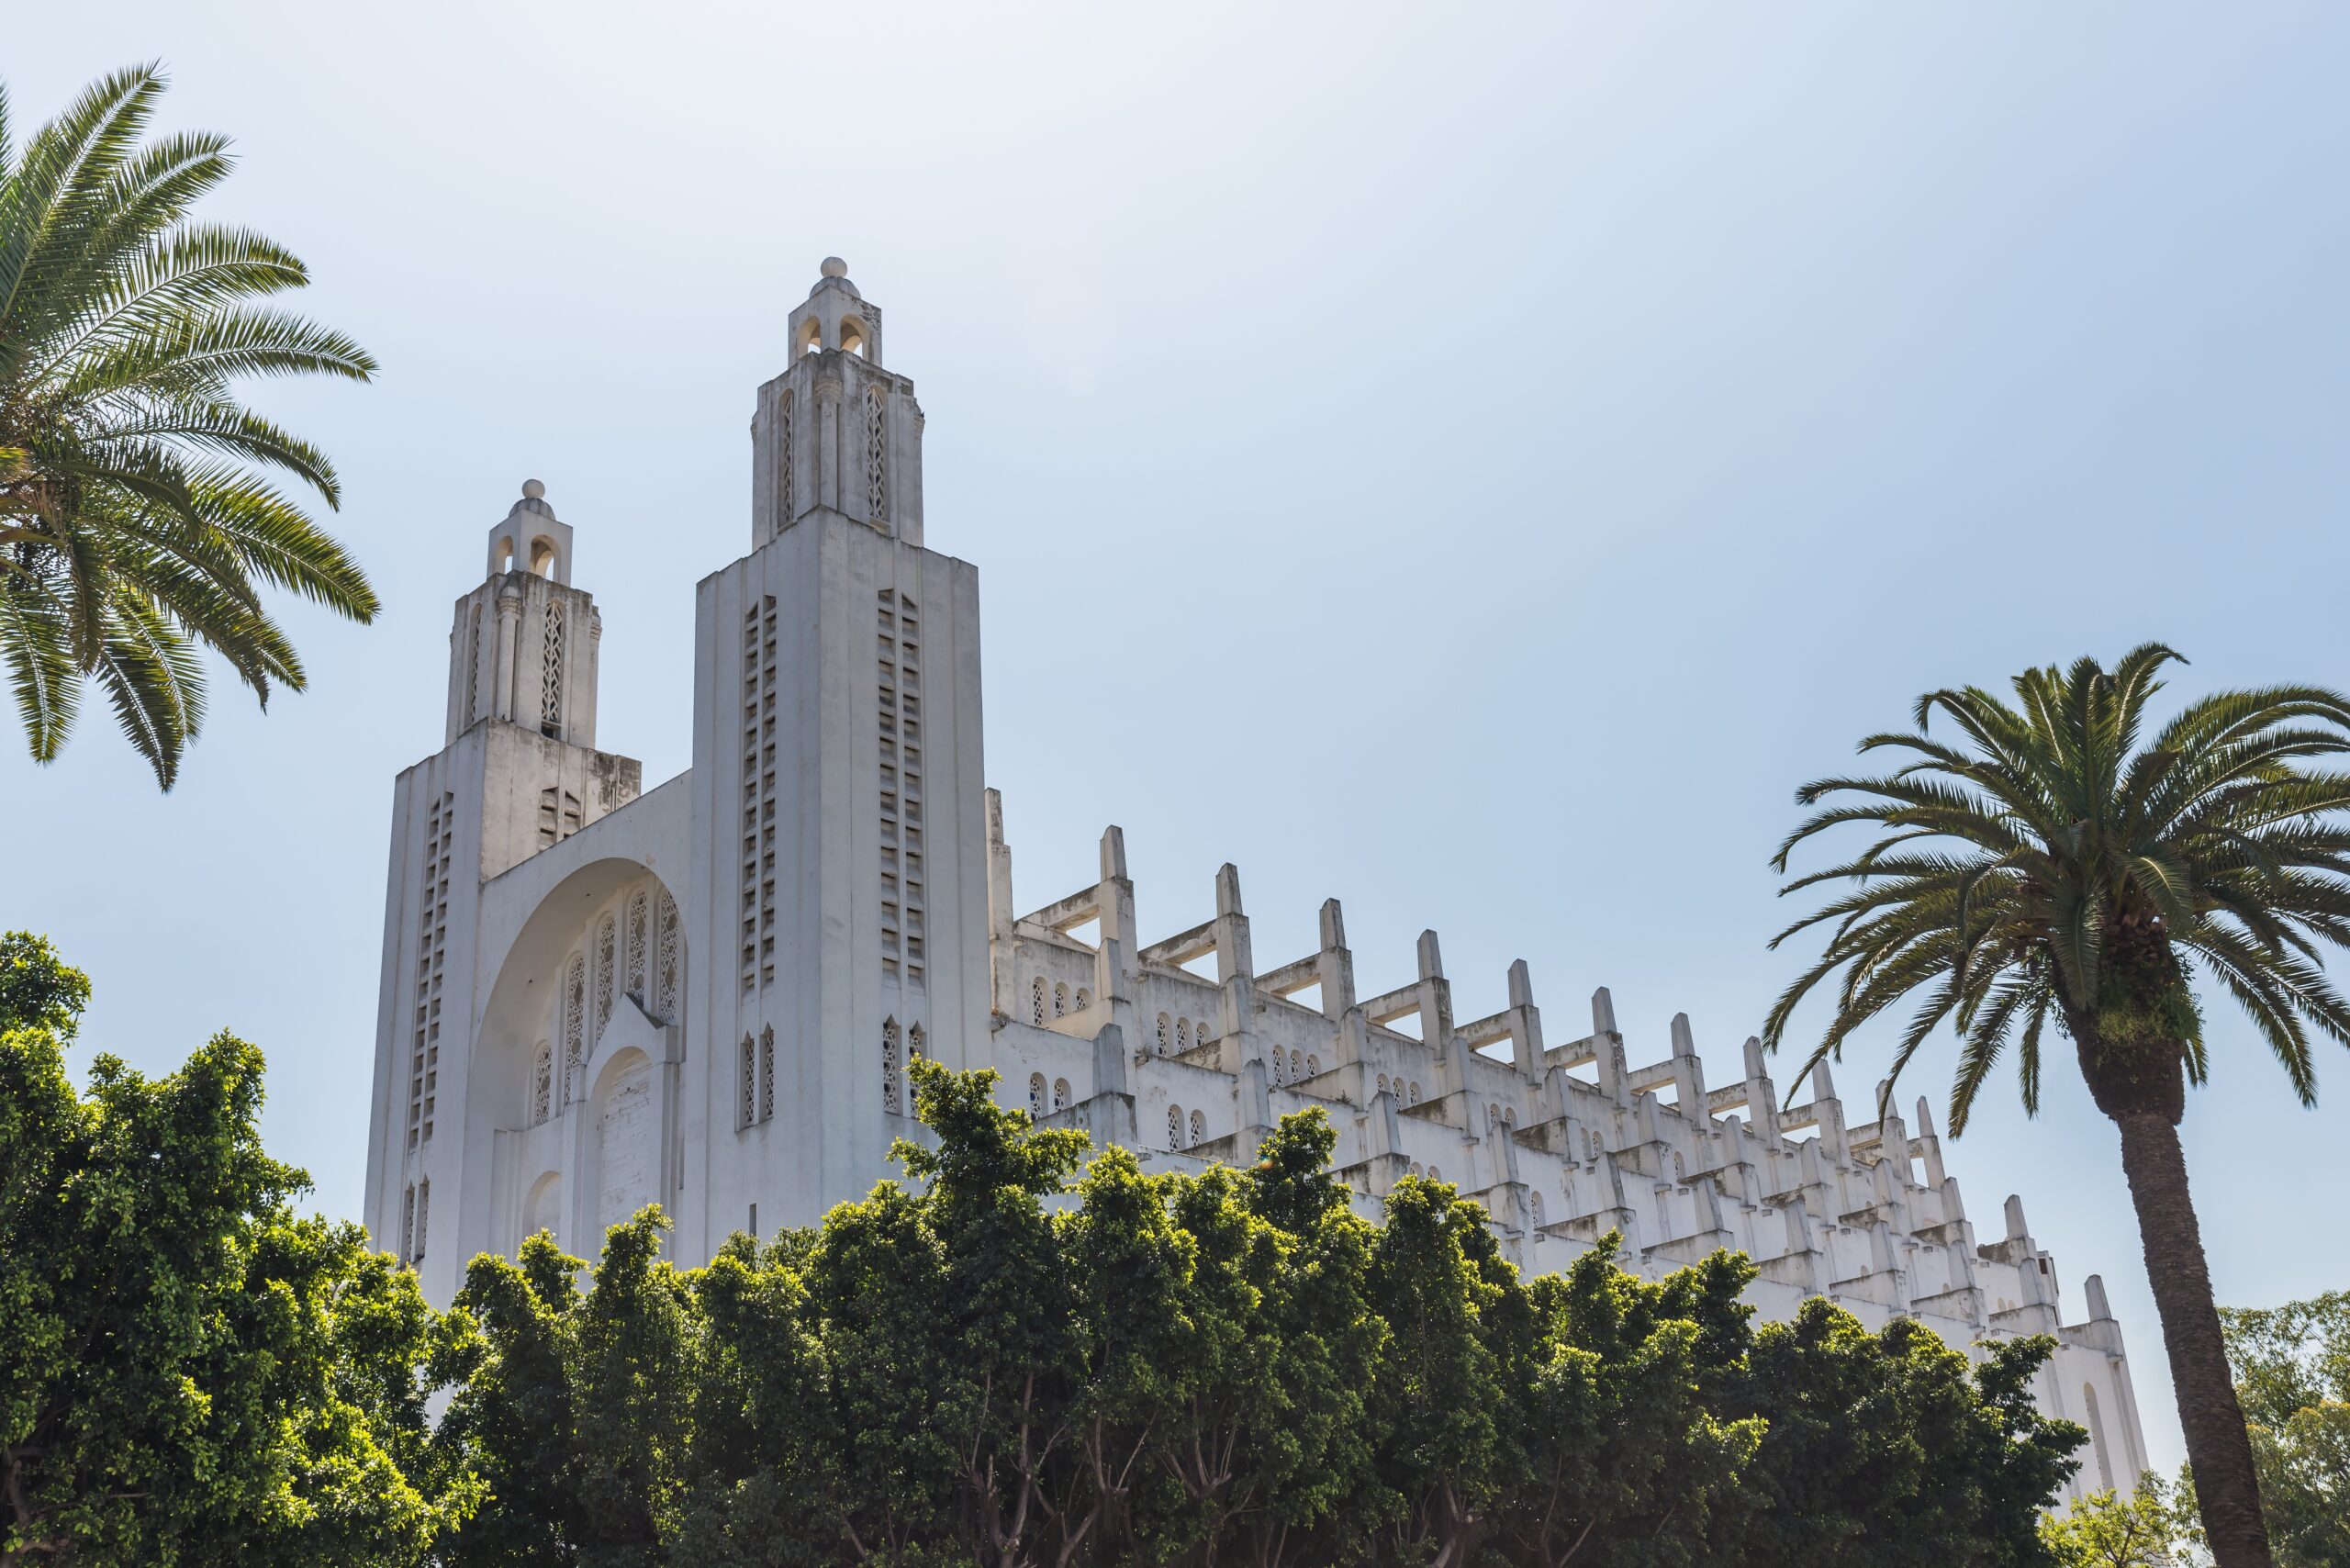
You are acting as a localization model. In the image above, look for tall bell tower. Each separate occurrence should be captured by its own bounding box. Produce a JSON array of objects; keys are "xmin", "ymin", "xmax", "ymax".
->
[{"xmin": 677, "ymin": 258, "xmax": 989, "ymax": 1248}]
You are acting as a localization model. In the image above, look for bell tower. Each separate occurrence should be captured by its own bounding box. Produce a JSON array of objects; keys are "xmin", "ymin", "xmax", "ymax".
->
[
  {"xmin": 749, "ymin": 256, "xmax": 925, "ymax": 549},
  {"xmin": 364, "ymin": 481, "xmax": 641, "ymax": 1298},
  {"xmin": 678, "ymin": 258, "xmax": 987, "ymax": 1246}
]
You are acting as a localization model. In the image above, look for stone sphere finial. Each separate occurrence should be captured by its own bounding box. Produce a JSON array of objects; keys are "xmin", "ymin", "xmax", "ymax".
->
[
  {"xmin": 820, "ymin": 256, "xmax": 847, "ymax": 279},
  {"xmin": 521, "ymin": 478, "xmax": 546, "ymax": 500}
]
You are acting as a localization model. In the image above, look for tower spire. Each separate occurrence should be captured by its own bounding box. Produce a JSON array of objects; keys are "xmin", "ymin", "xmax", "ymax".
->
[
  {"xmin": 445, "ymin": 480, "xmax": 602, "ymax": 749},
  {"xmin": 751, "ymin": 257, "xmax": 925, "ymax": 549}
]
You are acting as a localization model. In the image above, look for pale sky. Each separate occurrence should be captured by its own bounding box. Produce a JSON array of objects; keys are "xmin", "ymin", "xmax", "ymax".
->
[{"xmin": 14, "ymin": 3, "xmax": 2350, "ymax": 1477}]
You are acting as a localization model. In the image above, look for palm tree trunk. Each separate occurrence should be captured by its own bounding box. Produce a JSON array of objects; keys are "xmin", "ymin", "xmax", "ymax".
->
[{"xmin": 2109, "ymin": 1109, "xmax": 2272, "ymax": 1568}]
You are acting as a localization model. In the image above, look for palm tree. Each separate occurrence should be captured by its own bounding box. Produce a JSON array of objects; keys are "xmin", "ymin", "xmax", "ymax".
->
[
  {"xmin": 1764, "ymin": 644, "xmax": 2350, "ymax": 1568},
  {"xmin": 0, "ymin": 64, "xmax": 377, "ymax": 789}
]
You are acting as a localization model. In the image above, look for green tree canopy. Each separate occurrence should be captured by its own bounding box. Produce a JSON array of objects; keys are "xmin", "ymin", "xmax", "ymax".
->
[
  {"xmin": 0, "ymin": 945, "xmax": 2091, "ymax": 1568},
  {"xmin": 0, "ymin": 934, "xmax": 472, "ymax": 1567}
]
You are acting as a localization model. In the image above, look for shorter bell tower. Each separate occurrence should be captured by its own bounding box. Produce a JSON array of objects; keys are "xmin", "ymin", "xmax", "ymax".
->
[{"xmin": 445, "ymin": 481, "xmax": 602, "ymax": 751}]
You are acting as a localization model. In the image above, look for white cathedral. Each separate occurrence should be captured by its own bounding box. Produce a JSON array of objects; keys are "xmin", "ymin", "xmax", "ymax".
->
[{"xmin": 365, "ymin": 259, "xmax": 2150, "ymax": 1503}]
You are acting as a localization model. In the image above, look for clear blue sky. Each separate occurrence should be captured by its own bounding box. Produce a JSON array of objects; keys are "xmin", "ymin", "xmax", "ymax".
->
[{"xmin": 13, "ymin": 3, "xmax": 2349, "ymax": 1477}]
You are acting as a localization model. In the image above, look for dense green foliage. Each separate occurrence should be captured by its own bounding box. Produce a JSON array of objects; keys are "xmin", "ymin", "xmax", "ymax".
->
[
  {"xmin": 2041, "ymin": 1473, "xmax": 2186, "ymax": 1568},
  {"xmin": 0, "ymin": 66, "xmax": 378, "ymax": 788},
  {"xmin": 3, "ymin": 939, "xmax": 2086, "ymax": 1566},
  {"xmin": 0, "ymin": 933, "xmax": 473, "ymax": 1567},
  {"xmin": 2177, "ymin": 1292, "xmax": 2350, "ymax": 1568},
  {"xmin": 1766, "ymin": 645, "xmax": 2350, "ymax": 1568}
]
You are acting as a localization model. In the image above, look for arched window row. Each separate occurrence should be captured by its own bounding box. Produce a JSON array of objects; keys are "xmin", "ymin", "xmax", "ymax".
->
[
  {"xmin": 1153, "ymin": 1013, "xmax": 1215, "ymax": 1056},
  {"xmin": 1029, "ymin": 976, "xmax": 1104, "ymax": 1028},
  {"xmin": 1164, "ymin": 1103, "xmax": 1207, "ymax": 1151}
]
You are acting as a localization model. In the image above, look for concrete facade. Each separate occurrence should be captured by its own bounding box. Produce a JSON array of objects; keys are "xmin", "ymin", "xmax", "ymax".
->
[{"xmin": 363, "ymin": 260, "xmax": 2148, "ymax": 1506}]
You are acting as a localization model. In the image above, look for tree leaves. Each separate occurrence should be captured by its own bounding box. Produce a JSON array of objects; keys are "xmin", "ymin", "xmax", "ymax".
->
[
  {"xmin": 0, "ymin": 65, "xmax": 377, "ymax": 789},
  {"xmin": 1768, "ymin": 644, "xmax": 2350, "ymax": 1127}
]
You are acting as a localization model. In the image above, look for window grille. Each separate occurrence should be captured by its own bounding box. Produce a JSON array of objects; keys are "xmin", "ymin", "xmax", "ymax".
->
[
  {"xmin": 541, "ymin": 599, "xmax": 565, "ymax": 737},
  {"xmin": 778, "ymin": 391, "xmax": 795, "ymax": 521},
  {"xmin": 563, "ymin": 954, "xmax": 586, "ymax": 1103},
  {"xmin": 594, "ymin": 914, "xmax": 617, "ymax": 1039},
  {"xmin": 532, "ymin": 1042, "xmax": 553, "ymax": 1126},
  {"xmin": 1029, "ymin": 1073, "xmax": 1046, "ymax": 1115},
  {"xmin": 1167, "ymin": 1106, "xmax": 1181, "ymax": 1150},
  {"xmin": 759, "ymin": 1025, "xmax": 776, "ymax": 1122},
  {"xmin": 739, "ymin": 1035, "xmax": 756, "ymax": 1129},
  {"xmin": 882, "ymin": 1018, "xmax": 902, "ymax": 1115},
  {"xmin": 865, "ymin": 386, "xmax": 889, "ymax": 522},
  {"xmin": 625, "ymin": 890, "xmax": 649, "ymax": 1002},
  {"xmin": 655, "ymin": 893, "xmax": 681, "ymax": 1022}
]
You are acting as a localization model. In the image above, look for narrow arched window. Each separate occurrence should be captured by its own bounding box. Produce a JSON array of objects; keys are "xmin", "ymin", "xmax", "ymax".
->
[
  {"xmin": 1408, "ymin": 1081, "xmax": 1420, "ymax": 1104},
  {"xmin": 882, "ymin": 1018, "xmax": 902, "ymax": 1115},
  {"xmin": 1486, "ymin": 1104, "xmax": 1499, "ymax": 1131},
  {"xmin": 1074, "ymin": 987, "xmax": 1090, "ymax": 1011},
  {"xmin": 594, "ymin": 914, "xmax": 617, "ymax": 1039},
  {"xmin": 1156, "ymin": 1013, "xmax": 1170, "ymax": 1053},
  {"xmin": 1377, "ymin": 1072, "xmax": 1389, "ymax": 1096},
  {"xmin": 1189, "ymin": 1109, "xmax": 1204, "ymax": 1147},
  {"xmin": 1168, "ymin": 1105, "xmax": 1182, "ymax": 1150},
  {"xmin": 399, "ymin": 1183, "xmax": 417, "ymax": 1263},
  {"xmin": 563, "ymin": 955, "xmax": 586, "ymax": 1102},
  {"xmin": 864, "ymin": 386, "xmax": 888, "ymax": 521},
  {"xmin": 759, "ymin": 1026, "xmax": 777, "ymax": 1123},
  {"xmin": 1502, "ymin": 1107, "xmax": 1516, "ymax": 1129},
  {"xmin": 532, "ymin": 1041, "xmax": 553, "ymax": 1126},
  {"xmin": 1409, "ymin": 1162, "xmax": 1422, "ymax": 1178},
  {"xmin": 1175, "ymin": 1017, "xmax": 1191, "ymax": 1052},
  {"xmin": 1029, "ymin": 1072, "xmax": 1046, "ymax": 1116},
  {"xmin": 1053, "ymin": 1078, "xmax": 1070, "ymax": 1112},
  {"xmin": 1305, "ymin": 1054, "xmax": 1319, "ymax": 1077},
  {"xmin": 413, "ymin": 1179, "xmax": 431, "ymax": 1262},
  {"xmin": 655, "ymin": 892, "xmax": 682, "ymax": 1023},
  {"xmin": 541, "ymin": 599, "xmax": 565, "ymax": 738},
  {"xmin": 1530, "ymin": 1190, "xmax": 1545, "ymax": 1227},
  {"xmin": 1031, "ymin": 977, "xmax": 1046, "ymax": 1026},
  {"xmin": 1053, "ymin": 982, "xmax": 1069, "ymax": 1018},
  {"xmin": 739, "ymin": 1035, "xmax": 756, "ymax": 1129},
  {"xmin": 1427, "ymin": 1165, "xmax": 1441, "ymax": 1183},
  {"xmin": 908, "ymin": 1023, "xmax": 924, "ymax": 1062},
  {"xmin": 625, "ymin": 890, "xmax": 650, "ymax": 1002},
  {"xmin": 1289, "ymin": 1049, "xmax": 1303, "ymax": 1081}
]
